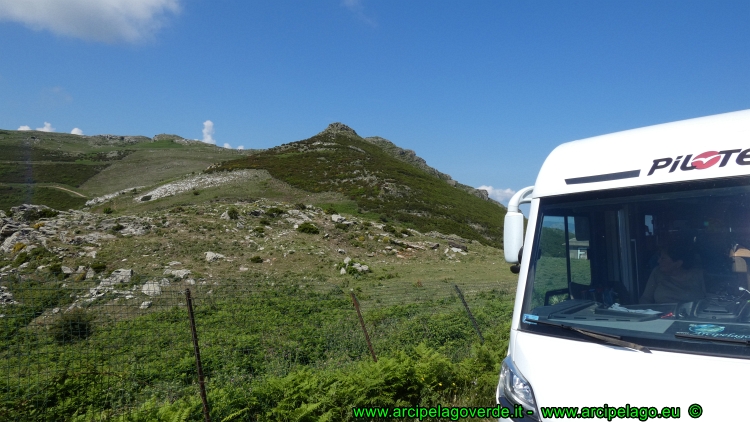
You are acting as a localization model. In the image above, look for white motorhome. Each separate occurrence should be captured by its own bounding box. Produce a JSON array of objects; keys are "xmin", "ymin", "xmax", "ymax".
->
[{"xmin": 498, "ymin": 110, "xmax": 750, "ymax": 421}]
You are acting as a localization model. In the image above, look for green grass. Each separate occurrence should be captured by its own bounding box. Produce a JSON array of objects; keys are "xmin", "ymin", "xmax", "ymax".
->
[
  {"xmin": 0, "ymin": 276, "xmax": 513, "ymax": 421},
  {"xmin": 209, "ymin": 132, "xmax": 507, "ymax": 247},
  {"xmin": 0, "ymin": 163, "xmax": 109, "ymax": 186},
  {"xmin": 0, "ymin": 185, "xmax": 87, "ymax": 211}
]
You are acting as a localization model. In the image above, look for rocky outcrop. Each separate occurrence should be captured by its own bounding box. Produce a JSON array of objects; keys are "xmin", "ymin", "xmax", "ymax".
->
[
  {"xmin": 136, "ymin": 170, "xmax": 267, "ymax": 202},
  {"xmin": 317, "ymin": 122, "xmax": 359, "ymax": 138},
  {"xmin": 205, "ymin": 252, "xmax": 225, "ymax": 262}
]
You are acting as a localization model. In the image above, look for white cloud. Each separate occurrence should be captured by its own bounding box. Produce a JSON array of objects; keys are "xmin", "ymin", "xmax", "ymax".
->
[
  {"xmin": 237, "ymin": 145, "xmax": 244, "ymax": 150},
  {"xmin": 223, "ymin": 143, "xmax": 231, "ymax": 149},
  {"xmin": 0, "ymin": 0, "xmax": 181, "ymax": 43},
  {"xmin": 201, "ymin": 120, "xmax": 215, "ymax": 144},
  {"xmin": 36, "ymin": 122, "xmax": 55, "ymax": 132},
  {"xmin": 477, "ymin": 185, "xmax": 516, "ymax": 205},
  {"xmin": 341, "ymin": 0, "xmax": 376, "ymax": 27},
  {"xmin": 17, "ymin": 125, "xmax": 31, "ymax": 131},
  {"xmin": 71, "ymin": 127, "xmax": 84, "ymax": 135}
]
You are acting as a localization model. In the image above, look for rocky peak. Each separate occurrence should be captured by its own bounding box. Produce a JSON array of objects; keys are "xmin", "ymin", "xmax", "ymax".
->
[{"xmin": 319, "ymin": 122, "xmax": 359, "ymax": 138}]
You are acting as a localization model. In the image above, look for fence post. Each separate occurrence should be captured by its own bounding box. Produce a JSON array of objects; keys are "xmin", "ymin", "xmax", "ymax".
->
[
  {"xmin": 185, "ymin": 288, "xmax": 211, "ymax": 422},
  {"xmin": 350, "ymin": 292, "xmax": 377, "ymax": 362},
  {"xmin": 454, "ymin": 284, "xmax": 484, "ymax": 344}
]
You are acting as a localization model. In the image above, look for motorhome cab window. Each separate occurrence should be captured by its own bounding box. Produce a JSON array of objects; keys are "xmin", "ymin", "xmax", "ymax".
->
[{"xmin": 522, "ymin": 177, "xmax": 750, "ymax": 358}]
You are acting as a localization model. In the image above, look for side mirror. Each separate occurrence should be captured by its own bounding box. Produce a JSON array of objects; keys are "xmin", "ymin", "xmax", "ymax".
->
[
  {"xmin": 504, "ymin": 186, "xmax": 534, "ymax": 264},
  {"xmin": 504, "ymin": 212, "xmax": 525, "ymax": 263}
]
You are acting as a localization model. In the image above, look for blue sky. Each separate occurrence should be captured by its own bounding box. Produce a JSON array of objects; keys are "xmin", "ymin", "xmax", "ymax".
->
[{"xmin": 1, "ymin": 1, "xmax": 749, "ymax": 203}]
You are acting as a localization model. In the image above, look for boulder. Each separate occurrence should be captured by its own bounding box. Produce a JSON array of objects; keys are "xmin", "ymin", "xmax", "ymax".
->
[
  {"xmin": 0, "ymin": 222, "xmax": 22, "ymax": 240},
  {"xmin": 1, "ymin": 229, "xmax": 37, "ymax": 253},
  {"xmin": 171, "ymin": 269, "xmax": 191, "ymax": 279},
  {"xmin": 205, "ymin": 251, "xmax": 225, "ymax": 262},
  {"xmin": 448, "ymin": 241, "xmax": 468, "ymax": 252},
  {"xmin": 140, "ymin": 301, "xmax": 152, "ymax": 309},
  {"xmin": 142, "ymin": 281, "xmax": 161, "ymax": 296},
  {"xmin": 102, "ymin": 269, "xmax": 133, "ymax": 285}
]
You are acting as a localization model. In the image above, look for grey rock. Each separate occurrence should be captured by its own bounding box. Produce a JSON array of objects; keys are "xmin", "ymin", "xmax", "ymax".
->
[
  {"xmin": 140, "ymin": 301, "xmax": 152, "ymax": 309},
  {"xmin": 1, "ymin": 229, "xmax": 38, "ymax": 253},
  {"xmin": 171, "ymin": 269, "xmax": 192, "ymax": 279},
  {"xmin": 0, "ymin": 222, "xmax": 22, "ymax": 240},
  {"xmin": 142, "ymin": 281, "xmax": 161, "ymax": 296},
  {"xmin": 61, "ymin": 266, "xmax": 73, "ymax": 275},
  {"xmin": 102, "ymin": 269, "xmax": 133, "ymax": 285},
  {"xmin": 0, "ymin": 286, "xmax": 18, "ymax": 305},
  {"xmin": 205, "ymin": 251, "xmax": 225, "ymax": 262},
  {"xmin": 448, "ymin": 241, "xmax": 468, "ymax": 252}
]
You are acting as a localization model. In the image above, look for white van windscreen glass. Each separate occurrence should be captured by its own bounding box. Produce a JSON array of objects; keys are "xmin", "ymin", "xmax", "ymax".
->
[{"xmin": 522, "ymin": 179, "xmax": 750, "ymax": 358}]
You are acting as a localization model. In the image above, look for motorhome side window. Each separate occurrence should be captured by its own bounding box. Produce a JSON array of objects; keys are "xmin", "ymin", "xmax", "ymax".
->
[{"xmin": 522, "ymin": 179, "xmax": 750, "ymax": 358}]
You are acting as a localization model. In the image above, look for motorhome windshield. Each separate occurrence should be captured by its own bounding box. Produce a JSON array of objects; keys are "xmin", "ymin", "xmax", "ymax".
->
[{"xmin": 522, "ymin": 177, "xmax": 750, "ymax": 359}]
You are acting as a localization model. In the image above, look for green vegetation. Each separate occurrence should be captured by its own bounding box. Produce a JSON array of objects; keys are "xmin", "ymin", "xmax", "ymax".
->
[
  {"xmin": 0, "ymin": 185, "xmax": 86, "ymax": 211},
  {"xmin": 49, "ymin": 308, "xmax": 95, "ymax": 344},
  {"xmin": 0, "ymin": 162, "xmax": 108, "ymax": 186},
  {"xmin": 209, "ymin": 131, "xmax": 507, "ymax": 247},
  {"xmin": 0, "ymin": 276, "xmax": 512, "ymax": 421},
  {"xmin": 297, "ymin": 222, "xmax": 320, "ymax": 234}
]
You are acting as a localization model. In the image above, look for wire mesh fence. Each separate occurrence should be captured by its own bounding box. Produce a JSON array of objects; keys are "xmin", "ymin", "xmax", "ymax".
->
[{"xmin": 0, "ymin": 273, "xmax": 513, "ymax": 421}]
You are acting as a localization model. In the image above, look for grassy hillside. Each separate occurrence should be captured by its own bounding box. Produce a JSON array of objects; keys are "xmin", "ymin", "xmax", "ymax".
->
[
  {"xmin": 0, "ymin": 129, "xmax": 246, "ymax": 210},
  {"xmin": 0, "ymin": 198, "xmax": 516, "ymax": 420},
  {"xmin": 209, "ymin": 125, "xmax": 507, "ymax": 248}
]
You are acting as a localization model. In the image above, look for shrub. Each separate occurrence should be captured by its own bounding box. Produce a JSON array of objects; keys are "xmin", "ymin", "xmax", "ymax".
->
[
  {"xmin": 227, "ymin": 207, "xmax": 239, "ymax": 220},
  {"xmin": 294, "ymin": 203, "xmax": 306, "ymax": 210},
  {"xmin": 140, "ymin": 195, "xmax": 152, "ymax": 202},
  {"xmin": 297, "ymin": 223, "xmax": 320, "ymax": 234},
  {"xmin": 193, "ymin": 190, "xmax": 200, "ymax": 195},
  {"xmin": 112, "ymin": 223, "xmax": 125, "ymax": 231},
  {"xmin": 169, "ymin": 206, "xmax": 184, "ymax": 213},
  {"xmin": 11, "ymin": 243, "xmax": 26, "ymax": 254},
  {"xmin": 253, "ymin": 227, "xmax": 265, "ymax": 234},
  {"xmin": 266, "ymin": 207, "xmax": 284, "ymax": 217},
  {"xmin": 383, "ymin": 224, "xmax": 397, "ymax": 234},
  {"xmin": 49, "ymin": 263, "xmax": 63, "ymax": 276},
  {"xmin": 324, "ymin": 206, "xmax": 336, "ymax": 215},
  {"xmin": 50, "ymin": 308, "xmax": 94, "ymax": 344},
  {"xmin": 23, "ymin": 207, "xmax": 59, "ymax": 222},
  {"xmin": 32, "ymin": 222, "xmax": 46, "ymax": 229},
  {"xmin": 91, "ymin": 262, "xmax": 107, "ymax": 273},
  {"xmin": 12, "ymin": 252, "xmax": 29, "ymax": 267},
  {"xmin": 103, "ymin": 207, "xmax": 113, "ymax": 214},
  {"xmin": 259, "ymin": 218, "xmax": 271, "ymax": 226},
  {"xmin": 250, "ymin": 256, "xmax": 263, "ymax": 263},
  {"xmin": 334, "ymin": 223, "xmax": 349, "ymax": 231},
  {"xmin": 401, "ymin": 228, "xmax": 411, "ymax": 236}
]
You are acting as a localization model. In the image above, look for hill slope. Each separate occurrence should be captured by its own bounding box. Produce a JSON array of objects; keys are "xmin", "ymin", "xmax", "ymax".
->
[
  {"xmin": 0, "ymin": 129, "xmax": 246, "ymax": 210},
  {"xmin": 209, "ymin": 123, "xmax": 507, "ymax": 247}
]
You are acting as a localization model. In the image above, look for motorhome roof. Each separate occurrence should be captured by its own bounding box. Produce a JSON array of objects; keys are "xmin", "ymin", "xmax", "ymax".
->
[{"xmin": 533, "ymin": 109, "xmax": 750, "ymax": 198}]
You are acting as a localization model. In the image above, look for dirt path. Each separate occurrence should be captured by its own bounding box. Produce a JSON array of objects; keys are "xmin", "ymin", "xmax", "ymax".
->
[{"xmin": 49, "ymin": 186, "xmax": 87, "ymax": 198}]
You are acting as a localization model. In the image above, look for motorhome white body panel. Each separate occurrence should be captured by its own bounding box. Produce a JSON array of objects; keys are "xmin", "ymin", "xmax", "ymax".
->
[
  {"xmin": 534, "ymin": 109, "xmax": 750, "ymax": 198},
  {"xmin": 510, "ymin": 330, "xmax": 746, "ymax": 421}
]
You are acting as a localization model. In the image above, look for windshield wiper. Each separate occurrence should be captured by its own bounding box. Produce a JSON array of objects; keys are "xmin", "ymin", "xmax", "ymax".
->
[
  {"xmin": 533, "ymin": 319, "xmax": 651, "ymax": 353},
  {"xmin": 675, "ymin": 332, "xmax": 750, "ymax": 346}
]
